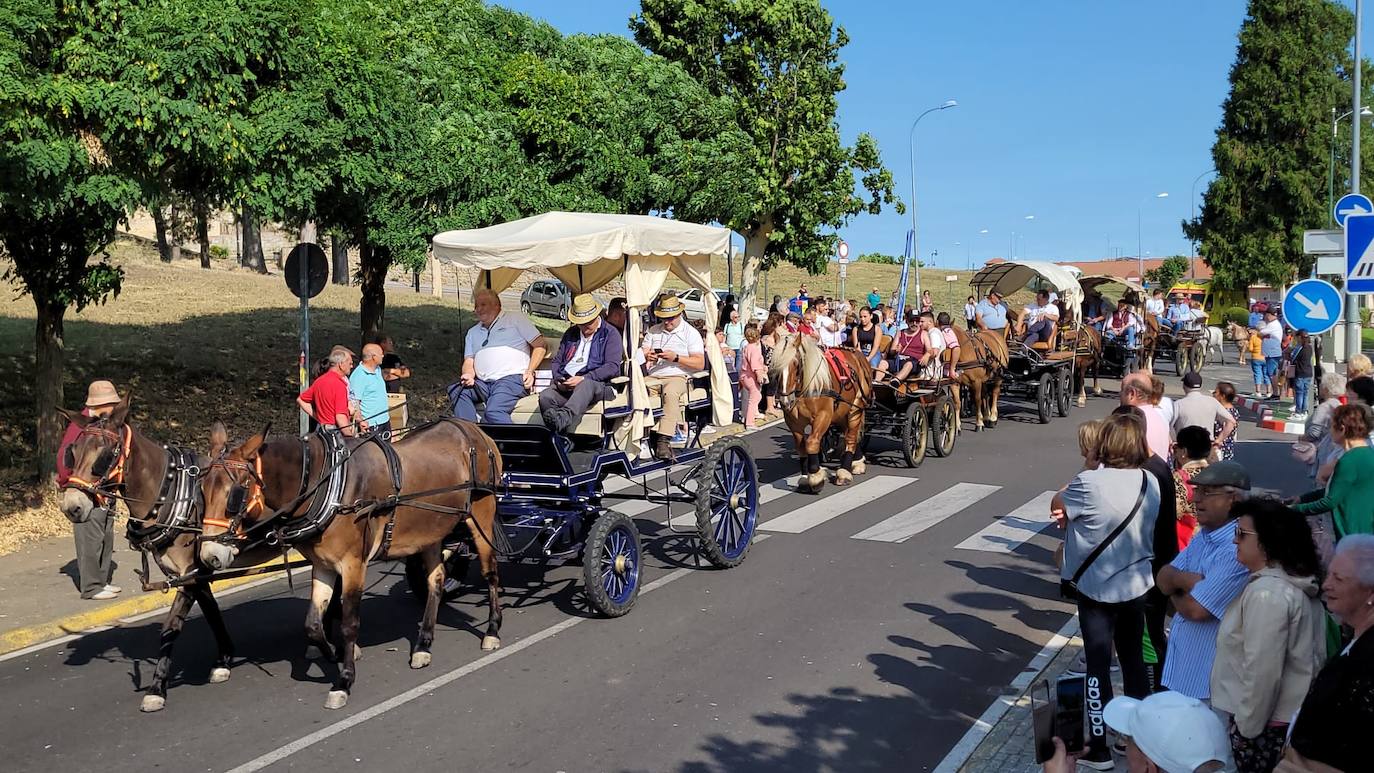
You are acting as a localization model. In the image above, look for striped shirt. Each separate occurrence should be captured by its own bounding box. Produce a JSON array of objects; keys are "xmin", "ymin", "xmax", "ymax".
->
[{"xmin": 1161, "ymin": 519, "xmax": 1250, "ymax": 700}]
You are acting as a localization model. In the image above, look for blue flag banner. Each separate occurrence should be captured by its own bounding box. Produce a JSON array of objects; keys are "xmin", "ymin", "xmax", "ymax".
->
[{"xmin": 895, "ymin": 229, "xmax": 913, "ymax": 316}]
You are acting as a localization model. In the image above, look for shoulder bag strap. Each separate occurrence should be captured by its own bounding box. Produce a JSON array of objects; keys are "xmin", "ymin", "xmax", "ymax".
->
[{"xmin": 1069, "ymin": 471, "xmax": 1150, "ymax": 586}]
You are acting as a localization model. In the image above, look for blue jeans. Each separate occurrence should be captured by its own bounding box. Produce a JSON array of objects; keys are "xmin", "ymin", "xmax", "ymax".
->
[
  {"xmin": 1249, "ymin": 360, "xmax": 1266, "ymax": 388},
  {"xmin": 449, "ymin": 374, "xmax": 527, "ymax": 424},
  {"xmin": 1106, "ymin": 328, "xmax": 1137, "ymax": 348},
  {"xmin": 1294, "ymin": 376, "xmax": 1312, "ymax": 412},
  {"xmin": 1263, "ymin": 356, "xmax": 1281, "ymax": 384}
]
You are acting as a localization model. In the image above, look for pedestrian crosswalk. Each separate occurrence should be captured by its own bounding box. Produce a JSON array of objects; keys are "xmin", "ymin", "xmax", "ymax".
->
[{"xmin": 606, "ymin": 471, "xmax": 1060, "ymax": 555}]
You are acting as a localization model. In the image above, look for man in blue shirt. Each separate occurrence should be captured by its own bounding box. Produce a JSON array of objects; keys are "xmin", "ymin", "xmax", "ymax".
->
[
  {"xmin": 1155, "ymin": 461, "xmax": 1251, "ymax": 701},
  {"xmin": 349, "ymin": 343, "xmax": 392, "ymax": 438},
  {"xmin": 1165, "ymin": 294, "xmax": 1193, "ymax": 334},
  {"xmin": 974, "ymin": 290, "xmax": 1009, "ymax": 332}
]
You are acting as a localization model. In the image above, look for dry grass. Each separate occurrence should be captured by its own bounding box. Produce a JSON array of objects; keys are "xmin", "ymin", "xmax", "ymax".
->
[{"xmin": 0, "ymin": 239, "xmax": 987, "ymax": 552}]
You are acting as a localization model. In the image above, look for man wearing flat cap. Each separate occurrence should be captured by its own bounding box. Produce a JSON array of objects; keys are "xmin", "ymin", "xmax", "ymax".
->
[
  {"xmin": 638, "ymin": 295, "xmax": 706, "ymax": 460},
  {"xmin": 540, "ymin": 294, "xmax": 623, "ymax": 434},
  {"xmin": 55, "ymin": 380, "xmax": 124, "ymax": 600}
]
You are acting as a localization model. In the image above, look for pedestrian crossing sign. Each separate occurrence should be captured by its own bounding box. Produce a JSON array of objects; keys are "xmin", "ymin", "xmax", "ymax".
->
[{"xmin": 1346, "ymin": 212, "xmax": 1374, "ymax": 293}]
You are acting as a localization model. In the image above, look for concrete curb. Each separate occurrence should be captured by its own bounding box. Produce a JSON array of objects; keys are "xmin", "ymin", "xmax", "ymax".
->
[
  {"xmin": 1258, "ymin": 417, "xmax": 1305, "ymax": 434},
  {"xmin": 0, "ymin": 552, "xmax": 300, "ymax": 658}
]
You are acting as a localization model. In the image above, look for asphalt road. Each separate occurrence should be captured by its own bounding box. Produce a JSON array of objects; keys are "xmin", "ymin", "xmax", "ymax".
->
[{"xmin": 0, "ymin": 389, "xmax": 1115, "ymax": 772}]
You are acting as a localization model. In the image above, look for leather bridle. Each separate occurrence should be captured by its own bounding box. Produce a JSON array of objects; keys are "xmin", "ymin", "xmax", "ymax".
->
[
  {"xmin": 202, "ymin": 456, "xmax": 265, "ymax": 544},
  {"xmin": 63, "ymin": 424, "xmax": 133, "ymax": 508}
]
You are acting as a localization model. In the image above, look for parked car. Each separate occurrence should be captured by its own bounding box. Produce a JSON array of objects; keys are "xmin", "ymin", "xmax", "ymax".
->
[
  {"xmin": 676, "ymin": 288, "xmax": 768, "ymax": 323},
  {"xmin": 520, "ymin": 279, "xmax": 573, "ymax": 320}
]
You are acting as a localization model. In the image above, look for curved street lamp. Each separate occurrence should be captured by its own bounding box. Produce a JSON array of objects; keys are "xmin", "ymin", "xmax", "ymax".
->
[{"xmin": 908, "ymin": 99, "xmax": 958, "ymax": 305}]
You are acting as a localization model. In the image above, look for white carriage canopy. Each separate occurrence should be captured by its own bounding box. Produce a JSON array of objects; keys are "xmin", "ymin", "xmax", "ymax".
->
[
  {"xmin": 431, "ymin": 212, "xmax": 734, "ymax": 448},
  {"xmin": 1079, "ymin": 275, "xmax": 1147, "ymax": 306},
  {"xmin": 970, "ymin": 261, "xmax": 1084, "ymax": 315}
]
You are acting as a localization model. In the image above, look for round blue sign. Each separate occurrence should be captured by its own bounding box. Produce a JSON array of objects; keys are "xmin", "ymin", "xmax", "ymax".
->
[{"xmin": 1282, "ymin": 279, "xmax": 1343, "ymax": 335}]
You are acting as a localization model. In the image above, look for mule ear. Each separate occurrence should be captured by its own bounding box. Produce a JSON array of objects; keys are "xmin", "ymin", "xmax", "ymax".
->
[
  {"xmin": 239, "ymin": 426, "xmax": 270, "ymax": 460},
  {"xmin": 108, "ymin": 393, "xmax": 133, "ymax": 426},
  {"xmin": 57, "ymin": 407, "xmax": 91, "ymax": 428},
  {"xmin": 210, "ymin": 422, "xmax": 229, "ymax": 457}
]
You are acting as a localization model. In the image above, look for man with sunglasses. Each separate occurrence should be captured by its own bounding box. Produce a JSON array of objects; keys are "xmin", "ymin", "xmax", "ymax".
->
[
  {"xmin": 55, "ymin": 380, "xmax": 123, "ymax": 600},
  {"xmin": 452, "ymin": 288, "xmax": 547, "ymax": 424}
]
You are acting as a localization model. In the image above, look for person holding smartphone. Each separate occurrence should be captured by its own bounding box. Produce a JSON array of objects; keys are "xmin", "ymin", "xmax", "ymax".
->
[{"xmin": 637, "ymin": 295, "xmax": 705, "ymax": 460}]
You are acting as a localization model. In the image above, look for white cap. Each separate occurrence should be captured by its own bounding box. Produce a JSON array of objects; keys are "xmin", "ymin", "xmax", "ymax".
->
[{"xmin": 1103, "ymin": 692, "xmax": 1234, "ymax": 773}]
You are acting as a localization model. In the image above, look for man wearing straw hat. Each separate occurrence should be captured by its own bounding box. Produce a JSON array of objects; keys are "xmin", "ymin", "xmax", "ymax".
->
[
  {"xmin": 638, "ymin": 295, "xmax": 706, "ymax": 460},
  {"xmin": 540, "ymin": 294, "xmax": 624, "ymax": 435},
  {"xmin": 55, "ymin": 380, "xmax": 124, "ymax": 599}
]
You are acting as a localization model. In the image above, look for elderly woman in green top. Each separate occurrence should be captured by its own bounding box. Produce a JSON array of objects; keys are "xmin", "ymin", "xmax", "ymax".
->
[{"xmin": 1292, "ymin": 403, "xmax": 1374, "ymax": 539}]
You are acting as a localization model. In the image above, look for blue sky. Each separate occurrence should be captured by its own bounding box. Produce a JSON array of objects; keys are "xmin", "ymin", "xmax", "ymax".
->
[{"xmin": 495, "ymin": 1, "xmax": 1366, "ymax": 269}]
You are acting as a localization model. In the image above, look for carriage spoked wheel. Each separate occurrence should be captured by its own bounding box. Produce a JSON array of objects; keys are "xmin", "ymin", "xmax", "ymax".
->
[
  {"xmin": 1036, "ymin": 372, "xmax": 1054, "ymax": 424},
  {"xmin": 1055, "ymin": 368, "xmax": 1072, "ymax": 417},
  {"xmin": 693, "ymin": 436, "xmax": 758, "ymax": 568},
  {"xmin": 901, "ymin": 401, "xmax": 929, "ymax": 468},
  {"xmin": 582, "ymin": 511, "xmax": 641, "ymax": 617},
  {"xmin": 404, "ymin": 548, "xmax": 471, "ymax": 602},
  {"xmin": 929, "ymin": 393, "xmax": 957, "ymax": 457}
]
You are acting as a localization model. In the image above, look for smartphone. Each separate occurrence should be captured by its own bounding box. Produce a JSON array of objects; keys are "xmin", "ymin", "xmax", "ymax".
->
[
  {"xmin": 1056, "ymin": 674, "xmax": 1086, "ymax": 756},
  {"xmin": 1031, "ymin": 680, "xmax": 1056, "ymax": 764},
  {"xmin": 654, "ymin": 348, "xmax": 664, "ymax": 354}
]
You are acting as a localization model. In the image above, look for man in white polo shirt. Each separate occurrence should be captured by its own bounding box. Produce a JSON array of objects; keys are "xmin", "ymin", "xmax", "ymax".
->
[
  {"xmin": 638, "ymin": 295, "xmax": 706, "ymax": 460},
  {"xmin": 813, "ymin": 297, "xmax": 841, "ymax": 347},
  {"xmin": 451, "ymin": 288, "xmax": 547, "ymax": 424}
]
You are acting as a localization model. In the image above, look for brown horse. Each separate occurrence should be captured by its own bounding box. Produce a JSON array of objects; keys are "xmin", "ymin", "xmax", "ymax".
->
[
  {"xmin": 769, "ymin": 334, "xmax": 873, "ymax": 493},
  {"xmin": 1071, "ymin": 325, "xmax": 1104, "ymax": 406},
  {"xmin": 57, "ymin": 397, "xmax": 246, "ymax": 713},
  {"xmin": 197, "ymin": 418, "xmax": 503, "ymax": 710},
  {"xmin": 951, "ymin": 327, "xmax": 1008, "ymax": 430}
]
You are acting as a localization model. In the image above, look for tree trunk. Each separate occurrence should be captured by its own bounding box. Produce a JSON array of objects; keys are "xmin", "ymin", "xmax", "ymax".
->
[
  {"xmin": 737, "ymin": 216, "xmax": 774, "ymax": 316},
  {"xmin": 358, "ymin": 239, "xmax": 388, "ymax": 338},
  {"xmin": 152, "ymin": 206, "xmax": 172, "ymax": 263},
  {"xmin": 195, "ymin": 199, "xmax": 211, "ymax": 269},
  {"xmin": 34, "ymin": 299, "xmax": 66, "ymax": 480},
  {"xmin": 240, "ymin": 204, "xmax": 267, "ymax": 274},
  {"xmin": 331, "ymin": 235, "xmax": 349, "ymax": 285}
]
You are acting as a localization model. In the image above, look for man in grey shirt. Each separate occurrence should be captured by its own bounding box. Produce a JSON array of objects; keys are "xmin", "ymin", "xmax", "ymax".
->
[{"xmin": 1173, "ymin": 371, "xmax": 1236, "ymax": 449}]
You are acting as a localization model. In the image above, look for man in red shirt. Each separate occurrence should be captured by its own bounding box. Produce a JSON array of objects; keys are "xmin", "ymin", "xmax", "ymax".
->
[{"xmin": 298, "ymin": 346, "xmax": 359, "ymax": 435}]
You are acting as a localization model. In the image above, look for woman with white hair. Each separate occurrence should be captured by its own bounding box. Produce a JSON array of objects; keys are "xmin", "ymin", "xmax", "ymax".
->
[
  {"xmin": 1282, "ymin": 534, "xmax": 1374, "ymax": 772},
  {"xmin": 1304, "ymin": 372, "xmax": 1347, "ymax": 469}
]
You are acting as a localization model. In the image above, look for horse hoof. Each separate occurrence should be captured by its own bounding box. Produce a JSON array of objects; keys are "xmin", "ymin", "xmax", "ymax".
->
[
  {"xmin": 410, "ymin": 651, "xmax": 432, "ymax": 669},
  {"xmin": 354, "ymin": 643, "xmax": 363, "ymax": 662},
  {"xmin": 1093, "ymin": 387, "xmax": 1103, "ymax": 396},
  {"xmin": 834, "ymin": 469, "xmax": 853, "ymax": 486},
  {"xmin": 851, "ymin": 459, "xmax": 866, "ymax": 475},
  {"xmin": 807, "ymin": 471, "xmax": 826, "ymax": 493},
  {"xmin": 305, "ymin": 645, "xmax": 323, "ymax": 661},
  {"xmin": 209, "ymin": 667, "xmax": 231, "ymax": 684},
  {"xmin": 1077, "ymin": 397, "xmax": 1086, "ymax": 408},
  {"xmin": 324, "ymin": 690, "xmax": 349, "ymax": 710},
  {"xmin": 481, "ymin": 635, "xmax": 501, "ymax": 651},
  {"xmin": 140, "ymin": 694, "xmax": 166, "ymax": 713}
]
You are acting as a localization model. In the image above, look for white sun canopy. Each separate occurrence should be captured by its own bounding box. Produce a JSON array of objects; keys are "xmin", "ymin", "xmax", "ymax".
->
[
  {"xmin": 431, "ymin": 212, "xmax": 734, "ymax": 447},
  {"xmin": 971, "ymin": 261, "xmax": 1084, "ymax": 311}
]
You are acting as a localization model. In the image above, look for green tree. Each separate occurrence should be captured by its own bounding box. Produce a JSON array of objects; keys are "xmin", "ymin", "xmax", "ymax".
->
[
  {"xmin": 857, "ymin": 252, "xmax": 899, "ymax": 265},
  {"xmin": 0, "ymin": 0, "xmax": 137, "ymax": 477},
  {"xmin": 1185, "ymin": 0, "xmax": 1352, "ymax": 288},
  {"xmin": 631, "ymin": 0, "xmax": 902, "ymax": 313},
  {"xmin": 1144, "ymin": 255, "xmax": 1190, "ymax": 291}
]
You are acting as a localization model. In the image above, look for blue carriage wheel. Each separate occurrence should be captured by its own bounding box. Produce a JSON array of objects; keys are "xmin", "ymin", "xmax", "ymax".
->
[{"xmin": 695, "ymin": 436, "xmax": 758, "ymax": 568}]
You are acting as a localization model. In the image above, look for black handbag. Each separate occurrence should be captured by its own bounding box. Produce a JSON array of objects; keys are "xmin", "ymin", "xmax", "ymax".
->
[{"xmin": 1061, "ymin": 471, "xmax": 1149, "ymax": 601}]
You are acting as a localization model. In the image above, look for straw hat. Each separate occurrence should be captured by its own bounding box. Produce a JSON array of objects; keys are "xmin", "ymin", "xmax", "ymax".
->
[
  {"xmin": 654, "ymin": 295, "xmax": 687, "ymax": 319},
  {"xmin": 85, "ymin": 380, "xmax": 120, "ymax": 408},
  {"xmin": 567, "ymin": 294, "xmax": 604, "ymax": 325}
]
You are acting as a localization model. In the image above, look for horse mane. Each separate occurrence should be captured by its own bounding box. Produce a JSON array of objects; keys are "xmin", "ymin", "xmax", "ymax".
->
[{"xmin": 769, "ymin": 333, "xmax": 834, "ymax": 395}]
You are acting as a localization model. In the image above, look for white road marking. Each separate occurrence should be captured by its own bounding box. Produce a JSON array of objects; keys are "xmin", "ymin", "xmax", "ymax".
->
[
  {"xmin": 931, "ymin": 616, "xmax": 1080, "ymax": 773},
  {"xmin": 953, "ymin": 491, "xmax": 1058, "ymax": 553},
  {"xmin": 761, "ymin": 476, "xmax": 918, "ymax": 534},
  {"xmin": 850, "ymin": 482, "xmax": 1001, "ymax": 543},
  {"xmin": 224, "ymin": 566, "xmax": 699, "ymax": 773},
  {"xmin": 609, "ymin": 476, "xmax": 797, "ymax": 518}
]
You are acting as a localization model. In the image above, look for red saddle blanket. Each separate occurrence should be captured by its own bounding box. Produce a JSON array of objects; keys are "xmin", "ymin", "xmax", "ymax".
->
[{"xmin": 822, "ymin": 348, "xmax": 854, "ymax": 389}]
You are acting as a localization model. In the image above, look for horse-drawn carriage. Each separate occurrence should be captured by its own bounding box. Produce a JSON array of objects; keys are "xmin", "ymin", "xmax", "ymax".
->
[
  {"xmin": 824, "ymin": 354, "xmax": 959, "ymax": 468},
  {"xmin": 969, "ymin": 261, "xmax": 1081, "ymax": 423},
  {"xmin": 1079, "ymin": 275, "xmax": 1148, "ymax": 378}
]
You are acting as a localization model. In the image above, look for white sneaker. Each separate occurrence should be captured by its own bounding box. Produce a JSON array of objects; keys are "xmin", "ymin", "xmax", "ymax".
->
[
  {"xmin": 1290, "ymin": 412, "xmax": 1308, "ymax": 421},
  {"xmin": 102, "ymin": 584, "xmax": 123, "ymax": 594},
  {"xmin": 87, "ymin": 589, "xmax": 118, "ymax": 600},
  {"xmin": 700, "ymin": 425, "xmax": 717, "ymax": 434}
]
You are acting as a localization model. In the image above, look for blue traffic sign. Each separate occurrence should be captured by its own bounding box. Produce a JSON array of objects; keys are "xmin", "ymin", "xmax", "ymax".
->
[
  {"xmin": 1335, "ymin": 193, "xmax": 1374, "ymax": 227},
  {"xmin": 1282, "ymin": 279, "xmax": 1343, "ymax": 335},
  {"xmin": 1347, "ymin": 212, "xmax": 1374, "ymax": 294}
]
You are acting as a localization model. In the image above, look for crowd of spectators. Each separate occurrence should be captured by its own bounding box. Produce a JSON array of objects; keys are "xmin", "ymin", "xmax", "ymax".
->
[{"xmin": 1045, "ymin": 363, "xmax": 1374, "ymax": 772}]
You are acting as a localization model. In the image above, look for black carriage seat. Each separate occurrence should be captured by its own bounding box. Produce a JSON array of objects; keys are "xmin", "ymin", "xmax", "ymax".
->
[{"xmin": 477, "ymin": 422, "xmax": 576, "ymax": 476}]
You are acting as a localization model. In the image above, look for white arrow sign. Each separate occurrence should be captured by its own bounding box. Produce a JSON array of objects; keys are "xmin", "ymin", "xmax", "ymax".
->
[
  {"xmin": 1292, "ymin": 291, "xmax": 1330, "ymax": 321},
  {"xmin": 1340, "ymin": 202, "xmax": 1371, "ymax": 220}
]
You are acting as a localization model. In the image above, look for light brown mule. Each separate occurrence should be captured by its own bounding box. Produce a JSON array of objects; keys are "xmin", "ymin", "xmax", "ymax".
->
[
  {"xmin": 198, "ymin": 418, "xmax": 503, "ymax": 710},
  {"xmin": 951, "ymin": 327, "xmax": 1008, "ymax": 430},
  {"xmin": 769, "ymin": 334, "xmax": 874, "ymax": 493}
]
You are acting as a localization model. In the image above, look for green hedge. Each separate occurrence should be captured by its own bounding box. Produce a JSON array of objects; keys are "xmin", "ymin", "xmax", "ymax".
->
[{"xmin": 1218, "ymin": 306, "xmax": 1249, "ymax": 327}]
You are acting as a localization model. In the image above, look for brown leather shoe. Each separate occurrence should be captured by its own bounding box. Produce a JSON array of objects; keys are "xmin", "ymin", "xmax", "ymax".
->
[{"xmin": 651, "ymin": 432, "xmax": 675, "ymax": 462}]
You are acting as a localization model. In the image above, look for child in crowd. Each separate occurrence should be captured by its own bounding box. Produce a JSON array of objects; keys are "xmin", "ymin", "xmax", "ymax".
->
[
  {"xmin": 1172, "ymin": 425, "xmax": 1212, "ymax": 550},
  {"xmin": 936, "ymin": 312, "xmax": 960, "ymax": 378},
  {"xmin": 738, "ymin": 324, "xmax": 766, "ymax": 427},
  {"xmin": 1213, "ymin": 381, "xmax": 1239, "ymax": 461},
  {"xmin": 1247, "ymin": 326, "xmax": 1266, "ymax": 398}
]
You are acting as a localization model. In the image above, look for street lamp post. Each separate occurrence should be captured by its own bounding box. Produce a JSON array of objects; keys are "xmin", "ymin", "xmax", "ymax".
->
[
  {"xmin": 1329, "ymin": 106, "xmax": 1373, "ymax": 226},
  {"xmin": 1189, "ymin": 170, "xmax": 1217, "ymax": 278},
  {"xmin": 1137, "ymin": 192, "xmax": 1169, "ymax": 283},
  {"xmin": 908, "ymin": 99, "xmax": 957, "ymax": 309}
]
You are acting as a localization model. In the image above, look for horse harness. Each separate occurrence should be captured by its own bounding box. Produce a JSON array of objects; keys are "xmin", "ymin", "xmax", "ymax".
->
[
  {"xmin": 62, "ymin": 424, "xmax": 134, "ymax": 509},
  {"xmin": 125, "ymin": 446, "xmax": 204, "ymax": 553}
]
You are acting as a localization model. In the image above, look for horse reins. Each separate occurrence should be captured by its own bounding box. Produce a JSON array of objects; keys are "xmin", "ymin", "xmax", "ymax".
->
[{"xmin": 63, "ymin": 424, "xmax": 134, "ymax": 508}]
